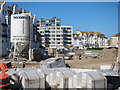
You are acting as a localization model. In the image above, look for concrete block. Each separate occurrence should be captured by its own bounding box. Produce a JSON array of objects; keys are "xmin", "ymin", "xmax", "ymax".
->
[
  {"xmin": 45, "ymin": 68, "xmax": 76, "ymax": 88},
  {"xmin": 17, "ymin": 68, "xmax": 45, "ymax": 88},
  {"xmin": 69, "ymin": 71, "xmax": 107, "ymax": 89},
  {"xmin": 40, "ymin": 58, "xmax": 66, "ymax": 68}
]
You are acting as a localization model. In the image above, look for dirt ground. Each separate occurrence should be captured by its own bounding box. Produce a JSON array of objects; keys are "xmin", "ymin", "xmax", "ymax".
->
[
  {"xmin": 24, "ymin": 57, "xmax": 116, "ymax": 69},
  {"xmin": 65, "ymin": 48, "xmax": 118, "ymax": 69},
  {"xmin": 25, "ymin": 63, "xmax": 40, "ymax": 68},
  {"xmin": 6, "ymin": 48, "xmax": 117, "ymax": 69},
  {"xmin": 65, "ymin": 58, "xmax": 116, "ymax": 69}
]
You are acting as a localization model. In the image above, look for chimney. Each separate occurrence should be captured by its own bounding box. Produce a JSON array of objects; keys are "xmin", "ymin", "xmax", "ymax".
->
[{"xmin": 53, "ymin": 17, "xmax": 56, "ymax": 18}]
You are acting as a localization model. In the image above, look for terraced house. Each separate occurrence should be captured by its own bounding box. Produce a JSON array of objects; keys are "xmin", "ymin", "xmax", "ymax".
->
[{"xmin": 73, "ymin": 30, "xmax": 108, "ymax": 49}]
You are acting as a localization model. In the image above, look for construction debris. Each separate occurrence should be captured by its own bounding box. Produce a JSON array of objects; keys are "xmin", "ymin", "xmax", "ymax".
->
[
  {"xmin": 6, "ymin": 68, "xmax": 120, "ymax": 89},
  {"xmin": 40, "ymin": 58, "xmax": 66, "ymax": 68}
]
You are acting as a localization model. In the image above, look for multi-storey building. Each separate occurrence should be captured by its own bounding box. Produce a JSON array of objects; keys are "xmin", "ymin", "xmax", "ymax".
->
[
  {"xmin": 37, "ymin": 17, "xmax": 73, "ymax": 50},
  {"xmin": 0, "ymin": 0, "xmax": 41, "ymax": 57},
  {"xmin": 0, "ymin": 0, "xmax": 9, "ymax": 57},
  {"xmin": 73, "ymin": 30, "xmax": 108, "ymax": 49}
]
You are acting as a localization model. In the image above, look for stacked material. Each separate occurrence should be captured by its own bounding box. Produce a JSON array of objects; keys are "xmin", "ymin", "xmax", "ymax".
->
[
  {"xmin": 17, "ymin": 68, "xmax": 45, "ymax": 88},
  {"xmin": 98, "ymin": 69, "xmax": 120, "ymax": 89},
  {"xmin": 40, "ymin": 58, "xmax": 66, "ymax": 68},
  {"xmin": 45, "ymin": 68, "xmax": 76, "ymax": 88},
  {"xmin": 69, "ymin": 71, "xmax": 107, "ymax": 88},
  {"xmin": 7, "ymin": 68, "xmax": 120, "ymax": 89}
]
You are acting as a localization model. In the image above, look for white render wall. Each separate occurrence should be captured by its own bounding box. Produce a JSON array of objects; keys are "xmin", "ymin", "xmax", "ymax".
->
[
  {"xmin": 110, "ymin": 37, "xmax": 118, "ymax": 47},
  {"xmin": 73, "ymin": 32, "xmax": 108, "ymax": 49}
]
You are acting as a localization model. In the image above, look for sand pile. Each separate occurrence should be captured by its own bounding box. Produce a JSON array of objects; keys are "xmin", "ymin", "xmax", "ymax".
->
[{"xmin": 98, "ymin": 48, "xmax": 118, "ymax": 59}]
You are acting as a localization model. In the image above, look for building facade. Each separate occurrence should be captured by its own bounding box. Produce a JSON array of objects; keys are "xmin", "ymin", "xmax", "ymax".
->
[
  {"xmin": 109, "ymin": 33, "xmax": 120, "ymax": 47},
  {"xmin": 37, "ymin": 17, "xmax": 73, "ymax": 49},
  {"xmin": 73, "ymin": 30, "xmax": 108, "ymax": 49},
  {"xmin": 0, "ymin": 0, "xmax": 41, "ymax": 57},
  {"xmin": 0, "ymin": 1, "xmax": 9, "ymax": 57}
]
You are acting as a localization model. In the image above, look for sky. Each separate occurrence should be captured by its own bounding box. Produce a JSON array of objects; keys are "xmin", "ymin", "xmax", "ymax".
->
[{"xmin": 6, "ymin": 2, "xmax": 118, "ymax": 39}]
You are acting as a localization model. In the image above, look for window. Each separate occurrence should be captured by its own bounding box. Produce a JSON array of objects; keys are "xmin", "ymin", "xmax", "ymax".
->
[
  {"xmin": 41, "ymin": 20, "xmax": 45, "ymax": 23},
  {"xmin": 67, "ymin": 35, "xmax": 71, "ymax": 37},
  {"xmin": 46, "ymin": 20, "xmax": 49, "ymax": 22},
  {"xmin": 57, "ymin": 35, "xmax": 60, "ymax": 37},
  {"xmin": 51, "ymin": 35, "xmax": 55, "ymax": 37},
  {"xmin": 41, "ymin": 24, "xmax": 45, "ymax": 26},
  {"xmin": 51, "ymin": 20, "xmax": 55, "ymax": 22},
  {"xmin": 67, "ymin": 38, "xmax": 71, "ymax": 40},
  {"xmin": 51, "ymin": 38, "xmax": 55, "ymax": 40},
  {"xmin": 68, "ymin": 31, "xmax": 71, "ymax": 33},
  {"xmin": 46, "ymin": 32, "xmax": 49, "ymax": 34},
  {"xmin": 56, "ymin": 20, "xmax": 60, "ymax": 22},
  {"xmin": 52, "ymin": 24, "xmax": 55, "ymax": 26},
  {"xmin": 51, "ymin": 31, "xmax": 55, "ymax": 33},
  {"xmin": 57, "ymin": 42, "xmax": 60, "ymax": 44},
  {"xmin": 51, "ymin": 42, "xmax": 55, "ymax": 44},
  {"xmin": 74, "ymin": 38, "xmax": 77, "ymax": 40},
  {"xmin": 56, "ymin": 31, "xmax": 60, "ymax": 33},
  {"xmin": 57, "ymin": 38, "xmax": 60, "ymax": 40},
  {"xmin": 67, "ymin": 28, "xmax": 71, "ymax": 29},
  {"xmin": 67, "ymin": 42, "xmax": 71, "ymax": 44},
  {"xmin": 57, "ymin": 24, "xmax": 60, "ymax": 26},
  {"xmin": 46, "ymin": 28, "xmax": 49, "ymax": 30},
  {"xmin": 51, "ymin": 28, "xmax": 55, "ymax": 29},
  {"xmin": 37, "ymin": 21, "xmax": 39, "ymax": 23},
  {"xmin": 46, "ymin": 24, "xmax": 48, "ymax": 26},
  {"xmin": 40, "ymin": 31, "xmax": 44, "ymax": 33}
]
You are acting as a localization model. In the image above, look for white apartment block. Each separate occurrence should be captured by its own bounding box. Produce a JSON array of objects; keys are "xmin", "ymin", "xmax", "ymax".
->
[
  {"xmin": 37, "ymin": 17, "xmax": 73, "ymax": 49},
  {"xmin": 73, "ymin": 30, "xmax": 108, "ymax": 49}
]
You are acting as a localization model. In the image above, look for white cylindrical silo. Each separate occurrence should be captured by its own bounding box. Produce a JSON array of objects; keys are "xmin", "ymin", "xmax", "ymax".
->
[
  {"xmin": 10, "ymin": 14, "xmax": 30, "ymax": 58},
  {"xmin": 11, "ymin": 14, "xmax": 30, "ymax": 42}
]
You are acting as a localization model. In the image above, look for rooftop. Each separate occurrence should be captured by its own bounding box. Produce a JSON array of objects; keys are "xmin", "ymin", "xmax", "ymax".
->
[
  {"xmin": 73, "ymin": 31, "xmax": 107, "ymax": 38},
  {"xmin": 112, "ymin": 33, "xmax": 120, "ymax": 37},
  {"xmin": 79, "ymin": 31, "xmax": 105, "ymax": 36}
]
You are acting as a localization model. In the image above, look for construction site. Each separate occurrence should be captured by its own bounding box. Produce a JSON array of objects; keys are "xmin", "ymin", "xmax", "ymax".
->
[
  {"xmin": 0, "ymin": 1, "xmax": 120, "ymax": 89},
  {"xmin": 1, "ymin": 47, "xmax": 120, "ymax": 89}
]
